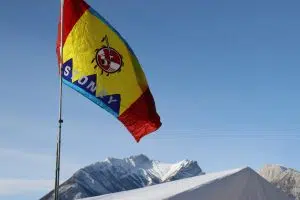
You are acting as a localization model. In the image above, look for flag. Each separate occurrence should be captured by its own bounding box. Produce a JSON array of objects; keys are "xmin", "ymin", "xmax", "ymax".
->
[{"xmin": 56, "ymin": 0, "xmax": 161, "ymax": 142}]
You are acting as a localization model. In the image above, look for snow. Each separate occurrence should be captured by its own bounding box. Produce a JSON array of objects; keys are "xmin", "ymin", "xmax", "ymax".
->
[
  {"xmin": 149, "ymin": 160, "xmax": 172, "ymax": 180},
  {"xmin": 41, "ymin": 154, "xmax": 203, "ymax": 200},
  {"xmin": 161, "ymin": 160, "xmax": 194, "ymax": 181},
  {"xmin": 81, "ymin": 167, "xmax": 293, "ymax": 200},
  {"xmin": 99, "ymin": 154, "xmax": 201, "ymax": 183}
]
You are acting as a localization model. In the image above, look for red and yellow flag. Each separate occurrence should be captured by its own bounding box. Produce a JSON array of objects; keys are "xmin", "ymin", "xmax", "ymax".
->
[{"xmin": 57, "ymin": 0, "xmax": 161, "ymax": 142}]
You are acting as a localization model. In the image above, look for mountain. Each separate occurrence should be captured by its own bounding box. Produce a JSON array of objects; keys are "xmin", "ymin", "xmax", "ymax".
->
[
  {"xmin": 41, "ymin": 154, "xmax": 203, "ymax": 200},
  {"xmin": 259, "ymin": 164, "xmax": 300, "ymax": 200},
  {"xmin": 82, "ymin": 167, "xmax": 293, "ymax": 200}
]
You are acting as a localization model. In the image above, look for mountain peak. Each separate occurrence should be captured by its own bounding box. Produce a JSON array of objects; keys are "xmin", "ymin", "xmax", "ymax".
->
[
  {"xmin": 104, "ymin": 157, "xmax": 118, "ymax": 163},
  {"xmin": 41, "ymin": 155, "xmax": 203, "ymax": 200},
  {"xmin": 129, "ymin": 153, "xmax": 149, "ymax": 160},
  {"xmin": 262, "ymin": 164, "xmax": 288, "ymax": 171},
  {"xmin": 259, "ymin": 164, "xmax": 300, "ymax": 200},
  {"xmin": 259, "ymin": 164, "xmax": 289, "ymax": 182},
  {"xmin": 128, "ymin": 154, "xmax": 151, "ymax": 165}
]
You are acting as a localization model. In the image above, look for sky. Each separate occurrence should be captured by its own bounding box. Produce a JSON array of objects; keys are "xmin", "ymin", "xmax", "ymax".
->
[{"xmin": 0, "ymin": 0, "xmax": 299, "ymax": 199}]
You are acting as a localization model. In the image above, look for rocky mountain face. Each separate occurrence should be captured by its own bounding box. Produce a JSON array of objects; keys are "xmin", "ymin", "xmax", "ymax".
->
[
  {"xmin": 41, "ymin": 154, "xmax": 203, "ymax": 200},
  {"xmin": 259, "ymin": 164, "xmax": 300, "ymax": 200}
]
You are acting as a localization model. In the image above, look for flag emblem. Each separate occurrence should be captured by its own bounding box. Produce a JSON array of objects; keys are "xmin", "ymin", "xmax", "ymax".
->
[{"xmin": 92, "ymin": 35, "xmax": 124, "ymax": 76}]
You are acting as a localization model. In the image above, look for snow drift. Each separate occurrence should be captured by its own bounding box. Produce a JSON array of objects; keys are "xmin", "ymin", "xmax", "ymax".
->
[{"xmin": 82, "ymin": 167, "xmax": 294, "ymax": 200}]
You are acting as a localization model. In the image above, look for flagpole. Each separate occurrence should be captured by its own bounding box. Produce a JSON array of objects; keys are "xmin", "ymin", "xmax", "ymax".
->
[{"xmin": 54, "ymin": 0, "xmax": 64, "ymax": 199}]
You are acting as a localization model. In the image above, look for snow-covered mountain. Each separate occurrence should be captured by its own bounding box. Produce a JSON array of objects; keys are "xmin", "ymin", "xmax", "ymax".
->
[
  {"xmin": 41, "ymin": 154, "xmax": 203, "ymax": 200},
  {"xmin": 259, "ymin": 164, "xmax": 300, "ymax": 200},
  {"xmin": 82, "ymin": 167, "xmax": 293, "ymax": 200}
]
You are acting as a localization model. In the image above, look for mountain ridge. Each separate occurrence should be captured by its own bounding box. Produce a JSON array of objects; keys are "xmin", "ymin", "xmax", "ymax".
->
[
  {"xmin": 82, "ymin": 167, "xmax": 293, "ymax": 200},
  {"xmin": 259, "ymin": 164, "xmax": 300, "ymax": 200},
  {"xmin": 41, "ymin": 154, "xmax": 203, "ymax": 200}
]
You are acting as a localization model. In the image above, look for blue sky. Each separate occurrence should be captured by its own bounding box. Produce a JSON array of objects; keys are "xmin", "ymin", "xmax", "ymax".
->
[{"xmin": 0, "ymin": 0, "xmax": 299, "ymax": 199}]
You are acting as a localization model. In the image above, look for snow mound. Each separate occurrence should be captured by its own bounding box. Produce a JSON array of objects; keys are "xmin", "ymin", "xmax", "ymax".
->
[{"xmin": 82, "ymin": 167, "xmax": 294, "ymax": 200}]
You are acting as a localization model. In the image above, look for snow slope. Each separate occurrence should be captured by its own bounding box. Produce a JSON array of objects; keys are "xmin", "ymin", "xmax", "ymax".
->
[
  {"xmin": 82, "ymin": 167, "xmax": 294, "ymax": 200},
  {"xmin": 41, "ymin": 154, "xmax": 203, "ymax": 200},
  {"xmin": 259, "ymin": 164, "xmax": 300, "ymax": 200}
]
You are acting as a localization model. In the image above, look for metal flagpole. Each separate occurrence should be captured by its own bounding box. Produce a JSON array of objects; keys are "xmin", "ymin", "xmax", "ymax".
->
[{"xmin": 54, "ymin": 0, "xmax": 64, "ymax": 199}]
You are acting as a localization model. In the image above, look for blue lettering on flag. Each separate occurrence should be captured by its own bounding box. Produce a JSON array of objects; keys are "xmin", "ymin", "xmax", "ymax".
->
[
  {"xmin": 101, "ymin": 94, "xmax": 121, "ymax": 114},
  {"xmin": 62, "ymin": 59, "xmax": 73, "ymax": 82},
  {"xmin": 74, "ymin": 75, "xmax": 97, "ymax": 96},
  {"xmin": 61, "ymin": 59, "xmax": 121, "ymax": 115}
]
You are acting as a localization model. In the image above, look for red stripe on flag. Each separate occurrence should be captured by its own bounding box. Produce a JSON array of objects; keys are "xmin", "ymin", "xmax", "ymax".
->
[
  {"xmin": 56, "ymin": 0, "xmax": 90, "ymax": 64},
  {"xmin": 118, "ymin": 88, "xmax": 162, "ymax": 142}
]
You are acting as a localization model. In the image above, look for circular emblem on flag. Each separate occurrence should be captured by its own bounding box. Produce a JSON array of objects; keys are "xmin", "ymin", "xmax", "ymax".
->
[{"xmin": 95, "ymin": 47, "xmax": 123, "ymax": 74}]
